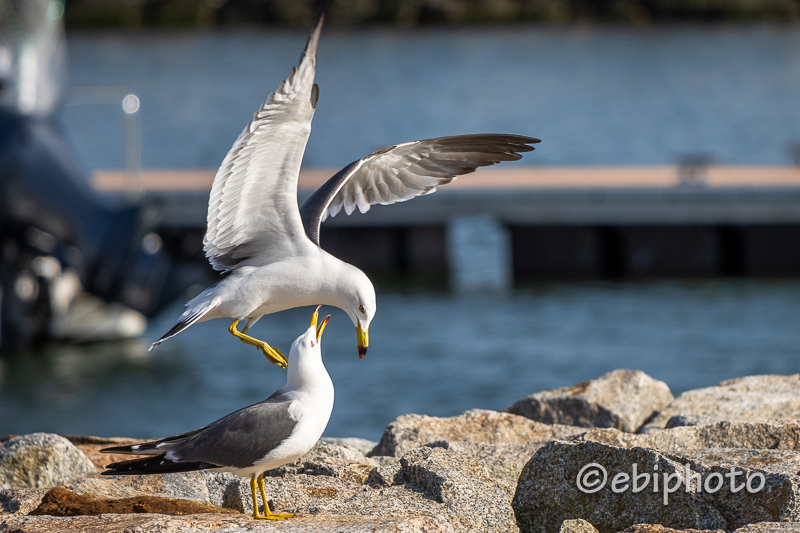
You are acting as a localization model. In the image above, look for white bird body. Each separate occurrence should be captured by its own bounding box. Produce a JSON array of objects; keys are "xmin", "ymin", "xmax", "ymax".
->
[
  {"xmin": 184, "ymin": 246, "xmax": 368, "ymax": 327},
  {"xmin": 217, "ymin": 320, "xmax": 335, "ymax": 478},
  {"xmin": 103, "ymin": 308, "xmax": 334, "ymax": 520},
  {"xmin": 150, "ymin": 9, "xmax": 540, "ymax": 361}
]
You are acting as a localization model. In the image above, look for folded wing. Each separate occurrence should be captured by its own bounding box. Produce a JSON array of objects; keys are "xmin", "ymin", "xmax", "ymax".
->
[{"xmin": 299, "ymin": 134, "xmax": 540, "ymax": 246}]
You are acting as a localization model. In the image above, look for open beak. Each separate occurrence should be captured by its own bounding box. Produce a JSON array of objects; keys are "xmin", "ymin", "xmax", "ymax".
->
[
  {"xmin": 310, "ymin": 305, "xmax": 330, "ymax": 341},
  {"xmin": 357, "ymin": 323, "xmax": 368, "ymax": 359}
]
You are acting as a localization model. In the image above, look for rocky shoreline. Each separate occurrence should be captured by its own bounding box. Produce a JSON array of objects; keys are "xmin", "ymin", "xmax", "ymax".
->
[{"xmin": 3, "ymin": 369, "xmax": 800, "ymax": 532}]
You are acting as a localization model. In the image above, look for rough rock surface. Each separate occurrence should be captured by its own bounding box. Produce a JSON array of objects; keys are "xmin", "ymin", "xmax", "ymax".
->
[
  {"xmin": 642, "ymin": 374, "xmax": 800, "ymax": 432},
  {"xmin": 230, "ymin": 446, "xmax": 517, "ymax": 533},
  {"xmin": 513, "ymin": 439, "xmax": 800, "ymax": 533},
  {"xmin": 62, "ymin": 435, "xmax": 147, "ymax": 471},
  {"xmin": 732, "ymin": 524, "xmax": 800, "ymax": 533},
  {"xmin": 559, "ymin": 518, "xmax": 598, "ymax": 533},
  {"xmin": 399, "ymin": 446, "xmax": 517, "ymax": 533},
  {"xmin": 506, "ymin": 369, "xmax": 673, "ymax": 433},
  {"xmin": 429, "ymin": 440, "xmax": 543, "ymax": 481},
  {"xmin": 29, "ymin": 485, "xmax": 237, "ymax": 516},
  {"xmin": 1, "ymin": 441, "xmax": 515, "ymax": 533},
  {"xmin": 321, "ymin": 437, "xmax": 378, "ymax": 456},
  {"xmin": 573, "ymin": 420, "xmax": 800, "ymax": 453},
  {"xmin": 0, "ymin": 488, "xmax": 49, "ymax": 518},
  {"xmin": 369, "ymin": 409, "xmax": 583, "ymax": 458},
  {"xmin": 619, "ymin": 526, "xmax": 725, "ymax": 533},
  {"xmin": 664, "ymin": 415, "xmax": 719, "ymax": 429},
  {"xmin": 0, "ymin": 513, "xmax": 454, "ymax": 532},
  {"xmin": 0, "ymin": 434, "xmax": 96, "ymax": 489},
  {"xmin": 66, "ymin": 471, "xmax": 211, "ymax": 502},
  {"xmin": 268, "ymin": 440, "xmax": 378, "ymax": 484}
]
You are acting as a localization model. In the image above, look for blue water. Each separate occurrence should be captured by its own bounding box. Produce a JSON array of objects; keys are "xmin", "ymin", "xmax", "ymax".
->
[
  {"xmin": 57, "ymin": 25, "xmax": 800, "ymax": 171},
  {"xmin": 2, "ymin": 280, "xmax": 799, "ymax": 440}
]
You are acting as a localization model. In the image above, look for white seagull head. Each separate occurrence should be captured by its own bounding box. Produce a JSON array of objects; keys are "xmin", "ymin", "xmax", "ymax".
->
[
  {"xmin": 293, "ymin": 305, "xmax": 330, "ymax": 353},
  {"xmin": 337, "ymin": 265, "xmax": 376, "ymax": 358}
]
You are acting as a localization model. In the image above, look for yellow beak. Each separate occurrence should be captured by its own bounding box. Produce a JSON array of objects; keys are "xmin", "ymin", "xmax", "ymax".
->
[
  {"xmin": 357, "ymin": 323, "xmax": 368, "ymax": 358},
  {"xmin": 310, "ymin": 305, "xmax": 330, "ymax": 341}
]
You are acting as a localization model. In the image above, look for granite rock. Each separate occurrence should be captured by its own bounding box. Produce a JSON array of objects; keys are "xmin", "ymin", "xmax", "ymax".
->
[
  {"xmin": 506, "ymin": 370, "xmax": 673, "ymax": 433},
  {"xmin": 369, "ymin": 409, "xmax": 582, "ymax": 458},
  {"xmin": 269, "ymin": 440, "xmax": 378, "ymax": 484},
  {"xmin": 400, "ymin": 446, "xmax": 518, "ymax": 533},
  {"xmin": 0, "ymin": 434, "xmax": 96, "ymax": 489},
  {"xmin": 28, "ymin": 485, "xmax": 237, "ymax": 516},
  {"xmin": 573, "ymin": 420, "xmax": 800, "ymax": 453},
  {"xmin": 61, "ymin": 435, "xmax": 147, "ymax": 471},
  {"xmin": 0, "ymin": 513, "xmax": 454, "ymax": 532},
  {"xmin": 642, "ymin": 374, "xmax": 800, "ymax": 432},
  {"xmin": 0, "ymin": 488, "xmax": 50, "ymax": 517},
  {"xmin": 513, "ymin": 439, "xmax": 800, "ymax": 533},
  {"xmin": 321, "ymin": 437, "xmax": 379, "ymax": 456},
  {"xmin": 225, "ymin": 446, "xmax": 518, "ymax": 533},
  {"xmin": 3, "ymin": 437, "xmax": 514, "ymax": 533},
  {"xmin": 664, "ymin": 415, "xmax": 719, "ymax": 429},
  {"xmin": 618, "ymin": 526, "xmax": 725, "ymax": 533},
  {"xmin": 559, "ymin": 519, "xmax": 598, "ymax": 533},
  {"xmin": 420, "ymin": 440, "xmax": 544, "ymax": 498},
  {"xmin": 66, "ymin": 471, "xmax": 211, "ymax": 502},
  {"xmin": 732, "ymin": 524, "xmax": 800, "ymax": 533}
]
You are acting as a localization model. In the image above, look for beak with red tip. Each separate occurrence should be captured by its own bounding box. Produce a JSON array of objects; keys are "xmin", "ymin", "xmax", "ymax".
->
[{"xmin": 357, "ymin": 323, "xmax": 368, "ymax": 358}]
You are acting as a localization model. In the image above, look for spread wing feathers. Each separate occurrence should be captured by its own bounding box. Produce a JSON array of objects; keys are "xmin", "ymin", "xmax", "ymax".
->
[
  {"xmin": 299, "ymin": 134, "xmax": 540, "ymax": 246},
  {"xmin": 203, "ymin": 14, "xmax": 324, "ymax": 272},
  {"xmin": 100, "ymin": 393, "xmax": 298, "ymax": 471}
]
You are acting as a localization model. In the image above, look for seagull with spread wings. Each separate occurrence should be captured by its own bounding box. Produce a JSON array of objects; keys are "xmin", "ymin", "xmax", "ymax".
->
[{"xmin": 150, "ymin": 10, "xmax": 540, "ymax": 365}]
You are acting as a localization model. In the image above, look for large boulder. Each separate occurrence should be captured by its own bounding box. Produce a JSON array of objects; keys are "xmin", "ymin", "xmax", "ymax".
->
[
  {"xmin": 642, "ymin": 375, "xmax": 800, "ymax": 432},
  {"xmin": 506, "ymin": 370, "xmax": 673, "ymax": 433},
  {"xmin": 513, "ymin": 439, "xmax": 800, "ymax": 533},
  {"xmin": 573, "ymin": 420, "xmax": 800, "ymax": 453},
  {"xmin": 369, "ymin": 409, "xmax": 583, "ymax": 458},
  {"xmin": 232, "ymin": 445, "xmax": 518, "ymax": 533},
  {"xmin": 0, "ymin": 434, "xmax": 96, "ymax": 489}
]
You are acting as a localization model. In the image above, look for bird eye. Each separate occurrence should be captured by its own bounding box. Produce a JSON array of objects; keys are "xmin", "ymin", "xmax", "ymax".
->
[
  {"xmin": 359, "ymin": 304, "xmax": 365, "ymax": 314},
  {"xmin": 310, "ymin": 340, "xmax": 315, "ymax": 347}
]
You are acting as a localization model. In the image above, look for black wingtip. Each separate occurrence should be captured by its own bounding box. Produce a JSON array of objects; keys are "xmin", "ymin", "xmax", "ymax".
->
[{"xmin": 102, "ymin": 455, "xmax": 219, "ymax": 476}]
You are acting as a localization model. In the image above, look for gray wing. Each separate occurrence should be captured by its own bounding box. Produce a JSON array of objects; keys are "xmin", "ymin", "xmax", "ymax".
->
[
  {"xmin": 167, "ymin": 393, "xmax": 297, "ymax": 469},
  {"xmin": 299, "ymin": 134, "xmax": 540, "ymax": 246},
  {"xmin": 203, "ymin": 14, "xmax": 324, "ymax": 272}
]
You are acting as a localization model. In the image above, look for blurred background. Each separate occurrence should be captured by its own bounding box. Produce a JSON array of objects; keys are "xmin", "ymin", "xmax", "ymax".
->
[{"xmin": 1, "ymin": 0, "xmax": 799, "ymax": 442}]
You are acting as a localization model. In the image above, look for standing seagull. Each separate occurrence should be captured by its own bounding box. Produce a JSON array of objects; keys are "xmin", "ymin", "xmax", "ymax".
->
[
  {"xmin": 150, "ymin": 9, "xmax": 540, "ymax": 365},
  {"xmin": 102, "ymin": 307, "xmax": 333, "ymax": 520}
]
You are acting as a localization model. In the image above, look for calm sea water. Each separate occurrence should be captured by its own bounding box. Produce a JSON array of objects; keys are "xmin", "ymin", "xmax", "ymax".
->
[
  {"xmin": 2, "ymin": 28, "xmax": 799, "ymax": 440},
  {"xmin": 57, "ymin": 25, "xmax": 800, "ymax": 170},
  {"xmin": 2, "ymin": 280, "xmax": 800, "ymax": 440}
]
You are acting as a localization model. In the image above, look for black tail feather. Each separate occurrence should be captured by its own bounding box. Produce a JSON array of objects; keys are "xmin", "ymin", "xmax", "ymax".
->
[
  {"xmin": 102, "ymin": 454, "xmax": 219, "ymax": 476},
  {"xmin": 149, "ymin": 310, "xmax": 204, "ymax": 350}
]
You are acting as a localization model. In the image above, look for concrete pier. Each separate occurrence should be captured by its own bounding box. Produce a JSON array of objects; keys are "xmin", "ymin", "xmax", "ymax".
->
[{"xmin": 93, "ymin": 166, "xmax": 800, "ymax": 282}]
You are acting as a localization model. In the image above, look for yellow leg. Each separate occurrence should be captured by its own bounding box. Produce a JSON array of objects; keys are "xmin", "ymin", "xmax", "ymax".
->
[
  {"xmin": 250, "ymin": 474, "xmax": 265, "ymax": 519},
  {"xmin": 258, "ymin": 473, "xmax": 293, "ymax": 520},
  {"xmin": 229, "ymin": 320, "xmax": 287, "ymax": 369}
]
